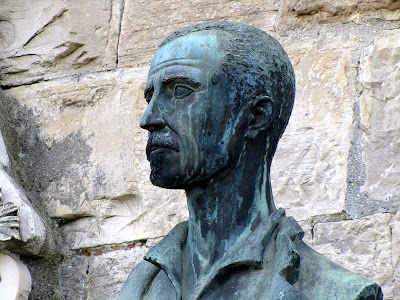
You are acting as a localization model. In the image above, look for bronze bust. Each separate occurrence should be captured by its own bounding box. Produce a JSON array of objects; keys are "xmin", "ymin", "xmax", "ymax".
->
[{"xmin": 116, "ymin": 22, "xmax": 382, "ymax": 300}]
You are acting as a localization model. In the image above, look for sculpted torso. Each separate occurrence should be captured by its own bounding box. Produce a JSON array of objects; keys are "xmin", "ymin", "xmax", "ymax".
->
[{"xmin": 116, "ymin": 22, "xmax": 382, "ymax": 300}]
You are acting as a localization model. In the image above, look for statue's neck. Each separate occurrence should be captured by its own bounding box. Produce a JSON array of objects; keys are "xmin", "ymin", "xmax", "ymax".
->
[{"xmin": 185, "ymin": 149, "xmax": 275, "ymax": 266}]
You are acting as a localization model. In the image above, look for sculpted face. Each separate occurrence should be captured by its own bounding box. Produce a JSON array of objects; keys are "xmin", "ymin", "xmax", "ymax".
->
[{"xmin": 140, "ymin": 31, "xmax": 245, "ymax": 188}]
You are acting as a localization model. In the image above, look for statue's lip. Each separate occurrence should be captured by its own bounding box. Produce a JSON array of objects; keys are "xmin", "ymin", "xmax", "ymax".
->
[
  {"xmin": 149, "ymin": 144, "xmax": 177, "ymax": 153},
  {"xmin": 147, "ymin": 142, "xmax": 180, "ymax": 157},
  {"xmin": 146, "ymin": 134, "xmax": 180, "ymax": 158}
]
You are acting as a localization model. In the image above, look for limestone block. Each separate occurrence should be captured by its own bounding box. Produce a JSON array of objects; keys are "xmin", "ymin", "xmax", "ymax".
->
[
  {"xmin": 56, "ymin": 255, "xmax": 89, "ymax": 300},
  {"xmin": 0, "ymin": 0, "xmax": 122, "ymax": 87},
  {"xmin": 312, "ymin": 212, "xmax": 400, "ymax": 300},
  {"xmin": 391, "ymin": 212, "xmax": 400, "ymax": 300},
  {"xmin": 2, "ymin": 68, "xmax": 186, "ymax": 249},
  {"xmin": 358, "ymin": 29, "xmax": 400, "ymax": 211},
  {"xmin": 57, "ymin": 240, "xmax": 159, "ymax": 299},
  {"xmin": 118, "ymin": 0, "xmax": 279, "ymax": 67},
  {"xmin": 85, "ymin": 241, "xmax": 159, "ymax": 300},
  {"xmin": 272, "ymin": 35, "xmax": 357, "ymax": 221},
  {"xmin": 0, "ymin": 253, "xmax": 32, "ymax": 300},
  {"xmin": 278, "ymin": 0, "xmax": 400, "ymax": 31},
  {"xmin": 87, "ymin": 250, "xmax": 138, "ymax": 300}
]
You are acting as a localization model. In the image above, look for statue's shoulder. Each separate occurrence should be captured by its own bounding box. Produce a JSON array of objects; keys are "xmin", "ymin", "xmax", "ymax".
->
[
  {"xmin": 115, "ymin": 260, "xmax": 160, "ymax": 300},
  {"xmin": 296, "ymin": 241, "xmax": 383, "ymax": 300},
  {"xmin": 115, "ymin": 221, "xmax": 188, "ymax": 300}
]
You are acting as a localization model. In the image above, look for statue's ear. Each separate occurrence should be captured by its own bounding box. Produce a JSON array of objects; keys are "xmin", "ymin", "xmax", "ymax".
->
[{"xmin": 245, "ymin": 96, "xmax": 274, "ymax": 141}]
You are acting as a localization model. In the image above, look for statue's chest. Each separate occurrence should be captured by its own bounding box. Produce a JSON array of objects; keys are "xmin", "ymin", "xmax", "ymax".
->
[{"xmin": 145, "ymin": 265, "xmax": 271, "ymax": 300}]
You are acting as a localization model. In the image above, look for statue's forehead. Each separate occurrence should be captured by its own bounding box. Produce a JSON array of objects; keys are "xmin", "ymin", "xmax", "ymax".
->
[{"xmin": 150, "ymin": 32, "xmax": 225, "ymax": 74}]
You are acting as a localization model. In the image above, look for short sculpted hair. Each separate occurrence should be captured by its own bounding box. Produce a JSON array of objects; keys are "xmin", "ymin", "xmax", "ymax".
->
[{"xmin": 160, "ymin": 21, "xmax": 296, "ymax": 162}]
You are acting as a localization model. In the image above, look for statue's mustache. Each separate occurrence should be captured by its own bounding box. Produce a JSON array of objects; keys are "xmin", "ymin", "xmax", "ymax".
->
[{"xmin": 146, "ymin": 135, "xmax": 180, "ymax": 159}]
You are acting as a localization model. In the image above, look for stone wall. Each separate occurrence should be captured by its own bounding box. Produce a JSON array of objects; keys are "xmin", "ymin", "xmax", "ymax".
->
[{"xmin": 0, "ymin": 0, "xmax": 399, "ymax": 299}]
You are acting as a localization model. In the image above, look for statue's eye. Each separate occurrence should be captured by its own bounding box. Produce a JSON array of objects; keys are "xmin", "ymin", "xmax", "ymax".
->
[{"xmin": 174, "ymin": 84, "xmax": 194, "ymax": 99}]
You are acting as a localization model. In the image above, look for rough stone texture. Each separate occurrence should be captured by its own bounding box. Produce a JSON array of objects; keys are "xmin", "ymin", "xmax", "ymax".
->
[
  {"xmin": 0, "ymin": 0, "xmax": 399, "ymax": 299},
  {"xmin": 0, "ymin": 0, "xmax": 122, "ymax": 87},
  {"xmin": 278, "ymin": 0, "xmax": 400, "ymax": 32},
  {"xmin": 57, "ymin": 239, "xmax": 160, "ymax": 300},
  {"xmin": 272, "ymin": 34, "xmax": 357, "ymax": 222},
  {"xmin": 352, "ymin": 29, "xmax": 400, "ymax": 217},
  {"xmin": 56, "ymin": 255, "xmax": 89, "ymax": 300},
  {"xmin": 312, "ymin": 212, "xmax": 400, "ymax": 300},
  {"xmin": 118, "ymin": 0, "xmax": 279, "ymax": 67}
]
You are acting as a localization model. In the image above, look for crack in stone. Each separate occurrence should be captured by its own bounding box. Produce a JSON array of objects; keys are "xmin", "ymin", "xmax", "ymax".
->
[
  {"xmin": 22, "ymin": 8, "xmax": 69, "ymax": 49},
  {"xmin": 116, "ymin": 0, "xmax": 125, "ymax": 67}
]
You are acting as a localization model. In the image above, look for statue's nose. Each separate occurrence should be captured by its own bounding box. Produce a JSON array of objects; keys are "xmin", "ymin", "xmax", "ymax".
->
[{"xmin": 140, "ymin": 99, "xmax": 166, "ymax": 132}]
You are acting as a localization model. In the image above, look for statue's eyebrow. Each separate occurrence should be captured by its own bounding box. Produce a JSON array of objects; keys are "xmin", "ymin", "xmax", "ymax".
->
[
  {"xmin": 161, "ymin": 75, "xmax": 201, "ymax": 88},
  {"xmin": 144, "ymin": 75, "xmax": 202, "ymax": 100},
  {"xmin": 144, "ymin": 84, "xmax": 153, "ymax": 94},
  {"xmin": 144, "ymin": 82, "xmax": 154, "ymax": 99},
  {"xmin": 149, "ymin": 58, "xmax": 200, "ymax": 74}
]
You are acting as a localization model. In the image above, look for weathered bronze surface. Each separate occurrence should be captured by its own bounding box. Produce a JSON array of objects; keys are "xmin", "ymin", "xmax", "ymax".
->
[{"xmin": 117, "ymin": 22, "xmax": 383, "ymax": 299}]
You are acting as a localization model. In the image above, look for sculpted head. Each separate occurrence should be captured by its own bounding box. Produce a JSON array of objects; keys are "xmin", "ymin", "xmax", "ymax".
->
[{"xmin": 140, "ymin": 22, "xmax": 295, "ymax": 189}]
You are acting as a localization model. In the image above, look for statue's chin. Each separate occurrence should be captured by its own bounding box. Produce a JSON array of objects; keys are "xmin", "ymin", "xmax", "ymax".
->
[
  {"xmin": 148, "ymin": 151, "xmax": 231, "ymax": 189},
  {"xmin": 149, "ymin": 170, "xmax": 182, "ymax": 189},
  {"xmin": 148, "ymin": 149, "xmax": 185, "ymax": 188}
]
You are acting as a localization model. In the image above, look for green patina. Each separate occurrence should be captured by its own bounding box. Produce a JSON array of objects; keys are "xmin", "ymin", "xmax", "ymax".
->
[{"xmin": 117, "ymin": 21, "xmax": 383, "ymax": 300}]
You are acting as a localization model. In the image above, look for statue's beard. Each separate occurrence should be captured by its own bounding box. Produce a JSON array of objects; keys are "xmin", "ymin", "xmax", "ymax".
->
[
  {"xmin": 149, "ymin": 154, "xmax": 163, "ymax": 186},
  {"xmin": 148, "ymin": 152, "xmax": 184, "ymax": 189}
]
